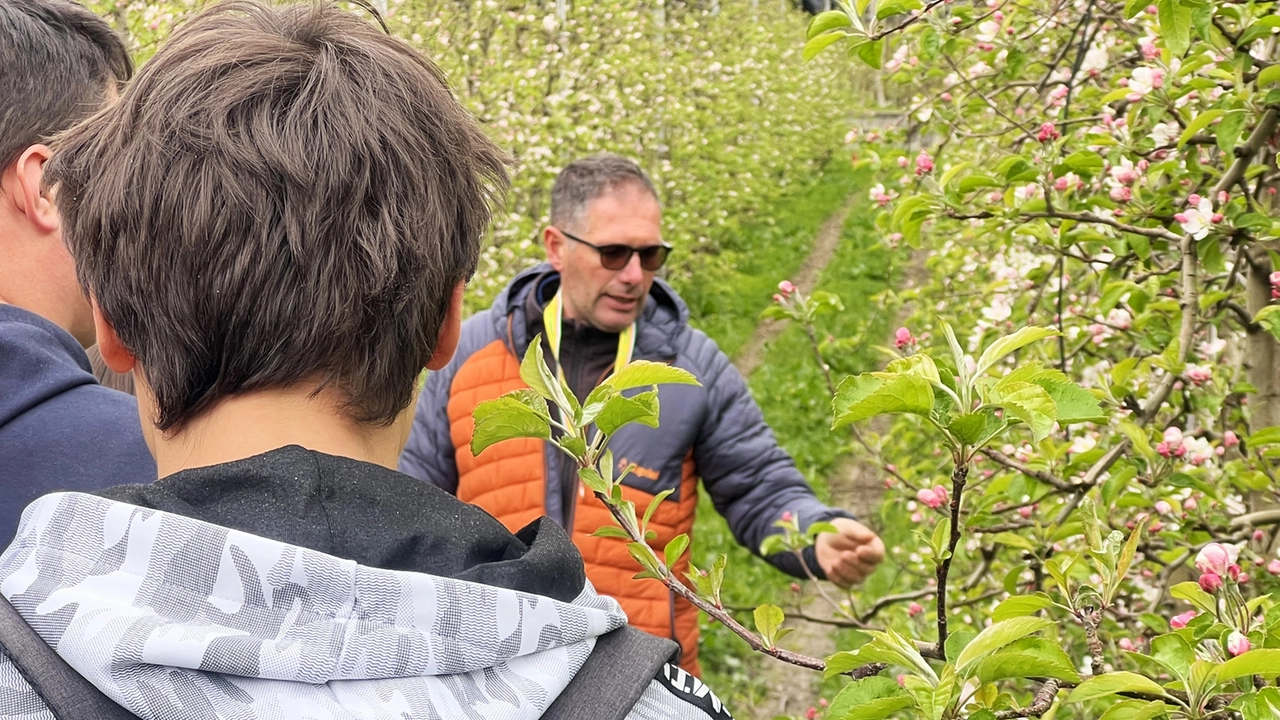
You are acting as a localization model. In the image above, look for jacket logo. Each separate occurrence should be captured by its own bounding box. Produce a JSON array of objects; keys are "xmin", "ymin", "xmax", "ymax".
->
[{"xmin": 617, "ymin": 457, "xmax": 660, "ymax": 482}]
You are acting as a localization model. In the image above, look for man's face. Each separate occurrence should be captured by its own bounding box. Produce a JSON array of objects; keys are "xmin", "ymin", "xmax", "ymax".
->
[{"xmin": 547, "ymin": 184, "xmax": 663, "ymax": 333}]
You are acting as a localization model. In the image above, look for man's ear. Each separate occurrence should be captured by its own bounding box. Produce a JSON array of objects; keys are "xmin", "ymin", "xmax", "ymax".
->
[
  {"xmin": 13, "ymin": 145, "xmax": 59, "ymax": 235},
  {"xmin": 426, "ymin": 281, "xmax": 465, "ymax": 371},
  {"xmin": 92, "ymin": 299, "xmax": 137, "ymax": 374},
  {"xmin": 544, "ymin": 226, "xmax": 566, "ymax": 272}
]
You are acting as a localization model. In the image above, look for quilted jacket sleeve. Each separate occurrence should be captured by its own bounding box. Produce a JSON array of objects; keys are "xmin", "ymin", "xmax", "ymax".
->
[{"xmin": 687, "ymin": 330, "xmax": 855, "ymax": 579}]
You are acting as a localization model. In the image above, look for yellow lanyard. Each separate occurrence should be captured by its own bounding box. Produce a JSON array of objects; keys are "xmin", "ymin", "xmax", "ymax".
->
[{"xmin": 543, "ymin": 289, "xmax": 636, "ymax": 387}]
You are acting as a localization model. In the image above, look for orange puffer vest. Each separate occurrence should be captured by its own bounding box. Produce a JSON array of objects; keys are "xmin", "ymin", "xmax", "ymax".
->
[{"xmin": 446, "ymin": 338, "xmax": 702, "ymax": 675}]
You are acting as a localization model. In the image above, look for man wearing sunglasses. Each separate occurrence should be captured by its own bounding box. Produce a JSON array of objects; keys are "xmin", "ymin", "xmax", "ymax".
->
[{"xmin": 401, "ymin": 153, "xmax": 884, "ymax": 675}]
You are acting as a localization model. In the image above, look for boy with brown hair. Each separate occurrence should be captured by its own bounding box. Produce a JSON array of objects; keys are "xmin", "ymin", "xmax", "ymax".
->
[{"xmin": 0, "ymin": 2, "xmax": 731, "ymax": 718}]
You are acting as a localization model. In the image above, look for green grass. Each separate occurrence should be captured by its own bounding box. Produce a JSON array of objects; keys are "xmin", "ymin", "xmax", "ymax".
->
[
  {"xmin": 672, "ymin": 159, "xmax": 861, "ymax": 360},
  {"xmin": 685, "ymin": 166, "xmax": 910, "ymax": 714}
]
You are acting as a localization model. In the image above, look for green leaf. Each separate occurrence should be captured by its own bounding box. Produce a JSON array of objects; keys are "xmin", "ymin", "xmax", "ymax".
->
[
  {"xmin": 1218, "ymin": 649, "xmax": 1280, "ymax": 682},
  {"xmin": 804, "ymin": 30, "xmax": 850, "ymax": 61},
  {"xmin": 1123, "ymin": 0, "xmax": 1146, "ymax": 17},
  {"xmin": 958, "ymin": 174, "xmax": 1001, "ymax": 192},
  {"xmin": 1037, "ymin": 380, "xmax": 1107, "ymax": 424},
  {"xmin": 1178, "ymin": 109, "xmax": 1223, "ymax": 146},
  {"xmin": 974, "ymin": 637, "xmax": 1082, "ymax": 684},
  {"xmin": 854, "ymin": 38, "xmax": 884, "ymax": 69},
  {"xmin": 1249, "ymin": 426, "xmax": 1280, "ymax": 447},
  {"xmin": 664, "ymin": 533, "xmax": 690, "ymax": 569},
  {"xmin": 1170, "ymin": 581, "xmax": 1217, "ymax": 615},
  {"xmin": 949, "ymin": 411, "xmax": 995, "ymax": 445},
  {"xmin": 595, "ymin": 389, "xmax": 660, "ymax": 436},
  {"xmin": 993, "ymin": 382, "xmax": 1058, "ymax": 442},
  {"xmin": 518, "ymin": 335, "xmax": 560, "ymax": 403},
  {"xmin": 578, "ymin": 467, "xmax": 609, "ymax": 495},
  {"xmin": 1149, "ymin": 633, "xmax": 1195, "ymax": 680},
  {"xmin": 1157, "ymin": 0, "xmax": 1192, "ymax": 56},
  {"xmin": 604, "ymin": 361, "xmax": 700, "ymax": 393},
  {"xmin": 992, "ymin": 594, "xmax": 1055, "ymax": 622},
  {"xmin": 874, "ymin": 0, "xmax": 922, "ymax": 19},
  {"xmin": 883, "ymin": 353, "xmax": 942, "ymax": 386},
  {"xmin": 1259, "ymin": 65, "xmax": 1280, "ymax": 87},
  {"xmin": 832, "ymin": 373, "xmax": 935, "ymax": 429},
  {"xmin": 626, "ymin": 542, "xmax": 661, "ymax": 579},
  {"xmin": 826, "ymin": 676, "xmax": 913, "ymax": 720},
  {"xmin": 642, "ymin": 488, "xmax": 675, "ymax": 529},
  {"xmin": 591, "ymin": 525, "xmax": 632, "ymax": 539},
  {"xmin": 1256, "ymin": 306, "xmax": 1280, "ymax": 344},
  {"xmin": 1109, "ymin": 514, "xmax": 1148, "ymax": 603},
  {"xmin": 807, "ymin": 9, "xmax": 852, "ymax": 39},
  {"xmin": 826, "ymin": 629, "xmax": 937, "ymax": 682},
  {"xmin": 470, "ymin": 389, "xmax": 552, "ymax": 455},
  {"xmin": 956, "ymin": 617, "xmax": 1054, "ymax": 675},
  {"xmin": 975, "ymin": 326, "xmax": 1060, "ymax": 379},
  {"xmin": 754, "ymin": 604, "xmax": 785, "ymax": 647},
  {"xmin": 1066, "ymin": 671, "xmax": 1171, "ymax": 703},
  {"xmin": 1063, "ymin": 151, "xmax": 1105, "ymax": 176},
  {"xmin": 992, "ymin": 532, "xmax": 1038, "ymax": 551}
]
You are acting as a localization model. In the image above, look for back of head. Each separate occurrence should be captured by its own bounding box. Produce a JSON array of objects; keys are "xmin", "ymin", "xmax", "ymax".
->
[
  {"xmin": 0, "ymin": 0, "xmax": 131, "ymax": 170},
  {"xmin": 47, "ymin": 0, "xmax": 510, "ymax": 432}
]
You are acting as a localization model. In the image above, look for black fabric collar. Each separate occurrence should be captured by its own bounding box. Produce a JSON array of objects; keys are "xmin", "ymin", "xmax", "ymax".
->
[{"xmin": 96, "ymin": 445, "xmax": 587, "ymax": 602}]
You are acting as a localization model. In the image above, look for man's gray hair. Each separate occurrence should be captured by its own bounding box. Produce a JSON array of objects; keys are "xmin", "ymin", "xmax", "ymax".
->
[{"xmin": 549, "ymin": 153, "xmax": 659, "ymax": 230}]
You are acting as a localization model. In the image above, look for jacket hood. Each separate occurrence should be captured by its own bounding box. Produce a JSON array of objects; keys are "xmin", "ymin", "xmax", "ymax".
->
[
  {"xmin": 0, "ymin": 492, "xmax": 627, "ymax": 719},
  {"xmin": 491, "ymin": 263, "xmax": 690, "ymax": 360}
]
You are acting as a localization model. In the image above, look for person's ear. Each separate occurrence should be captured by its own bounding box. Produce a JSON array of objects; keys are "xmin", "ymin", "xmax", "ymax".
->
[
  {"xmin": 544, "ymin": 226, "xmax": 566, "ymax": 272},
  {"xmin": 426, "ymin": 281, "xmax": 465, "ymax": 371},
  {"xmin": 92, "ymin": 298, "xmax": 137, "ymax": 374},
  {"xmin": 13, "ymin": 145, "xmax": 59, "ymax": 235}
]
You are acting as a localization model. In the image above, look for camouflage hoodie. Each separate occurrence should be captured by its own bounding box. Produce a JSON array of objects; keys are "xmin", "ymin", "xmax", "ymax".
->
[{"xmin": 0, "ymin": 458, "xmax": 731, "ymax": 719}]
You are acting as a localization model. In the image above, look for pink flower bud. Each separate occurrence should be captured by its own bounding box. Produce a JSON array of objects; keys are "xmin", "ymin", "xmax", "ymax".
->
[
  {"xmin": 781, "ymin": 511, "xmax": 793, "ymax": 523},
  {"xmin": 778, "ymin": 280, "xmax": 797, "ymax": 295},
  {"xmin": 1227, "ymin": 631, "xmax": 1250, "ymax": 657},
  {"xmin": 1163, "ymin": 427, "xmax": 1184, "ymax": 446},
  {"xmin": 1267, "ymin": 560, "xmax": 1280, "ymax": 575},
  {"xmin": 1188, "ymin": 193, "xmax": 1202, "ymax": 206},
  {"xmin": 1269, "ymin": 271, "xmax": 1280, "ymax": 287},
  {"xmin": 1254, "ymin": 530, "xmax": 1265, "ymax": 543},
  {"xmin": 1239, "ymin": 573, "xmax": 1250, "ymax": 584},
  {"xmin": 1211, "ymin": 213, "xmax": 1224, "ymax": 223},
  {"xmin": 941, "ymin": 92, "xmax": 953, "ymax": 102},
  {"xmin": 806, "ymin": 707, "xmax": 818, "ymax": 720},
  {"xmin": 897, "ymin": 674, "xmax": 907, "ymax": 687},
  {"xmin": 1195, "ymin": 543, "xmax": 1238, "ymax": 577},
  {"xmin": 1218, "ymin": 191, "xmax": 1229, "ymax": 204},
  {"xmin": 1173, "ymin": 213, "xmax": 1189, "ymax": 223},
  {"xmin": 915, "ymin": 151, "xmax": 935, "ymax": 176},
  {"xmin": 790, "ymin": 582, "xmax": 801, "ymax": 593},
  {"xmin": 1118, "ymin": 638, "xmax": 1136, "ymax": 652},
  {"xmin": 772, "ymin": 293, "xmax": 785, "ymax": 303},
  {"xmin": 898, "ymin": 156, "xmax": 909, "ymax": 168},
  {"xmin": 1155, "ymin": 500, "xmax": 1172, "ymax": 515},
  {"xmin": 1037, "ymin": 122, "xmax": 1060, "ymax": 143},
  {"xmin": 1228, "ymin": 563, "xmax": 1242, "ymax": 581},
  {"xmin": 1184, "ymin": 498, "xmax": 1198, "ymax": 511},
  {"xmin": 1110, "ymin": 186, "xmax": 1132, "ymax": 203},
  {"xmin": 910, "ymin": 512, "xmax": 924, "ymax": 522},
  {"xmin": 1170, "ymin": 611, "xmax": 1197, "ymax": 629},
  {"xmin": 1018, "ymin": 506, "xmax": 1034, "ymax": 519},
  {"xmin": 1156, "ymin": 442, "xmax": 1171, "ymax": 457},
  {"xmin": 908, "ymin": 602, "xmax": 924, "ymax": 617},
  {"xmin": 1224, "ymin": 431, "xmax": 1240, "ymax": 448},
  {"xmin": 1199, "ymin": 572, "xmax": 1223, "ymax": 593},
  {"xmin": 1054, "ymin": 177, "xmax": 1069, "ymax": 191},
  {"xmin": 895, "ymin": 326, "xmax": 915, "ymax": 350}
]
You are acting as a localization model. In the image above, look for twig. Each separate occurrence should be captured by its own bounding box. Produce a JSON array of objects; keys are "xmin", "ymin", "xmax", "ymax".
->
[
  {"xmin": 933, "ymin": 461, "xmax": 970, "ymax": 659},
  {"xmin": 994, "ymin": 679, "xmax": 1061, "ymax": 719},
  {"xmin": 982, "ymin": 448, "xmax": 1074, "ymax": 491}
]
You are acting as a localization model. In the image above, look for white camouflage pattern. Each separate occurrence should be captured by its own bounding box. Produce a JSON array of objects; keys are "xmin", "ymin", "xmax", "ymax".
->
[{"xmin": 0, "ymin": 492, "xmax": 722, "ymax": 719}]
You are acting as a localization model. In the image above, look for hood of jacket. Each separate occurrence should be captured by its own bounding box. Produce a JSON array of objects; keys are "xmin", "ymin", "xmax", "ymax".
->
[
  {"xmin": 0, "ymin": 491, "xmax": 627, "ymax": 719},
  {"xmin": 490, "ymin": 263, "xmax": 691, "ymax": 361}
]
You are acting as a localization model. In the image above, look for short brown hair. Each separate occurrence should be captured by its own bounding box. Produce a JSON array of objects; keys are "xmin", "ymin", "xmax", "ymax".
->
[
  {"xmin": 47, "ymin": 0, "xmax": 508, "ymax": 431},
  {"xmin": 549, "ymin": 153, "xmax": 658, "ymax": 230},
  {"xmin": 0, "ymin": 0, "xmax": 132, "ymax": 170}
]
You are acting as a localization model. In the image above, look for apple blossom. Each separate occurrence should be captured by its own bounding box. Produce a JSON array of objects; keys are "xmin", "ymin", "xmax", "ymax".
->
[
  {"xmin": 1186, "ymin": 364, "xmax": 1212, "ymax": 385},
  {"xmin": 869, "ymin": 183, "xmax": 896, "ymax": 206},
  {"xmin": 1037, "ymin": 122, "xmax": 1060, "ymax": 142},
  {"xmin": 1269, "ymin": 560, "xmax": 1280, "ymax": 575},
  {"xmin": 1227, "ymin": 631, "xmax": 1250, "ymax": 657},
  {"xmin": 1195, "ymin": 542, "xmax": 1239, "ymax": 577},
  {"xmin": 1163, "ymin": 427, "xmax": 1183, "ymax": 446},
  {"xmin": 1128, "ymin": 66, "xmax": 1164, "ymax": 96},
  {"xmin": 917, "ymin": 485, "xmax": 949, "ymax": 509},
  {"xmin": 1149, "ymin": 122, "xmax": 1180, "ymax": 147},
  {"xmin": 915, "ymin": 150, "xmax": 934, "ymax": 176},
  {"xmin": 1183, "ymin": 436, "xmax": 1214, "ymax": 465},
  {"xmin": 778, "ymin": 280, "xmax": 796, "ymax": 295},
  {"xmin": 1109, "ymin": 186, "xmax": 1132, "ymax": 203},
  {"xmin": 1139, "ymin": 37, "xmax": 1158, "ymax": 59},
  {"xmin": 1170, "ymin": 611, "xmax": 1197, "ymax": 629},
  {"xmin": 1224, "ymin": 431, "xmax": 1240, "ymax": 448},
  {"xmin": 1175, "ymin": 195, "xmax": 1216, "ymax": 239},
  {"xmin": 1109, "ymin": 159, "xmax": 1139, "ymax": 186}
]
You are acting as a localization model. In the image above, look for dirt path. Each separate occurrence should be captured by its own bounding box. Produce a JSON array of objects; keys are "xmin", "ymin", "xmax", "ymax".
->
[
  {"xmin": 733, "ymin": 196, "xmax": 855, "ymax": 379},
  {"xmin": 729, "ymin": 197, "xmax": 855, "ymax": 720}
]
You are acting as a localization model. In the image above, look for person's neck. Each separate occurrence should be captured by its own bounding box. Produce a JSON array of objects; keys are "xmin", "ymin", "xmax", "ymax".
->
[{"xmin": 145, "ymin": 385, "xmax": 412, "ymax": 479}]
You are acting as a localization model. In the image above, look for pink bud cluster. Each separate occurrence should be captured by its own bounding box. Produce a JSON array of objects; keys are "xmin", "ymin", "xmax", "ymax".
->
[
  {"xmin": 915, "ymin": 151, "xmax": 934, "ymax": 177},
  {"xmin": 1036, "ymin": 122, "xmax": 1060, "ymax": 143},
  {"xmin": 1155, "ymin": 427, "xmax": 1216, "ymax": 465},
  {"xmin": 894, "ymin": 327, "xmax": 916, "ymax": 350},
  {"xmin": 1271, "ymin": 270, "xmax": 1280, "ymax": 299},
  {"xmin": 916, "ymin": 484, "xmax": 949, "ymax": 509},
  {"xmin": 773, "ymin": 280, "xmax": 797, "ymax": 304},
  {"xmin": 1194, "ymin": 542, "xmax": 1246, "ymax": 600}
]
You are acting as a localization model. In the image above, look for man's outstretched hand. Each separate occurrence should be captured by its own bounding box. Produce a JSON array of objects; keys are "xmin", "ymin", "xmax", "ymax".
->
[{"xmin": 814, "ymin": 518, "xmax": 885, "ymax": 588}]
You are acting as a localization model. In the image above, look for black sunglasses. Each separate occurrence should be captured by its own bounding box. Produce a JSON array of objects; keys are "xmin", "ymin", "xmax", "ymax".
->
[{"xmin": 558, "ymin": 229, "xmax": 673, "ymax": 271}]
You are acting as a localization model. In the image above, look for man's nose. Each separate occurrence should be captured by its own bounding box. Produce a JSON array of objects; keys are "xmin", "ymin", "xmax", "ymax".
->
[{"xmin": 617, "ymin": 251, "xmax": 645, "ymax": 284}]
